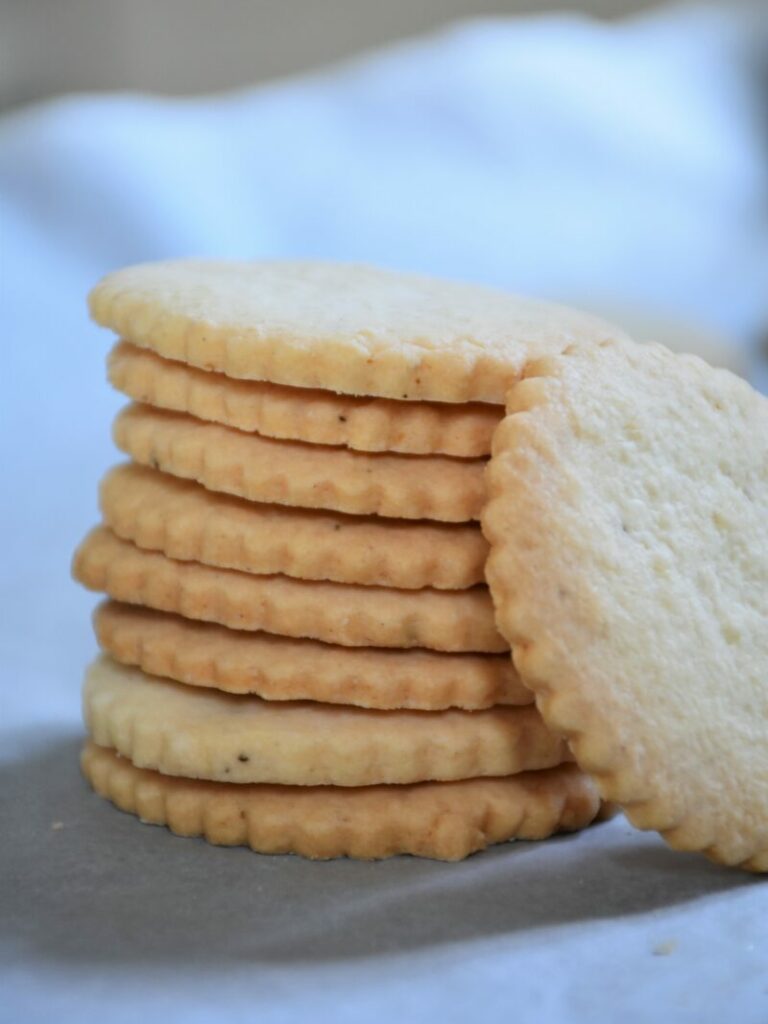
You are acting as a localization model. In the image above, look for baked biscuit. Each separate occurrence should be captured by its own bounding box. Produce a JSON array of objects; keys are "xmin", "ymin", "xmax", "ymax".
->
[
  {"xmin": 114, "ymin": 403, "xmax": 486, "ymax": 522},
  {"xmin": 82, "ymin": 741, "xmax": 601, "ymax": 861},
  {"xmin": 95, "ymin": 602, "xmax": 531, "ymax": 710},
  {"xmin": 74, "ymin": 527, "xmax": 507, "ymax": 653},
  {"xmin": 483, "ymin": 339, "xmax": 768, "ymax": 870},
  {"xmin": 90, "ymin": 260, "xmax": 626, "ymax": 403},
  {"xmin": 109, "ymin": 341, "xmax": 501, "ymax": 456},
  {"xmin": 100, "ymin": 463, "xmax": 488, "ymax": 590},
  {"xmin": 83, "ymin": 656, "xmax": 568, "ymax": 786}
]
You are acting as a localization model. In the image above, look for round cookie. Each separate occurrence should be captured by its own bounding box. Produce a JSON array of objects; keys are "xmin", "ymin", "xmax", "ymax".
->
[
  {"xmin": 100, "ymin": 463, "xmax": 489, "ymax": 590},
  {"xmin": 109, "ymin": 342, "xmax": 501, "ymax": 457},
  {"xmin": 73, "ymin": 527, "xmax": 507, "ymax": 653},
  {"xmin": 483, "ymin": 338, "xmax": 768, "ymax": 871},
  {"xmin": 94, "ymin": 602, "xmax": 533, "ymax": 710},
  {"xmin": 83, "ymin": 657, "xmax": 569, "ymax": 786},
  {"xmin": 114, "ymin": 403, "xmax": 486, "ymax": 523},
  {"xmin": 81, "ymin": 742, "xmax": 602, "ymax": 861},
  {"xmin": 89, "ymin": 260, "xmax": 627, "ymax": 404}
]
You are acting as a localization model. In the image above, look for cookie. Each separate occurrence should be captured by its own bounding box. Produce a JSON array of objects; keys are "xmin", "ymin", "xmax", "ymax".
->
[
  {"xmin": 109, "ymin": 342, "xmax": 501, "ymax": 457},
  {"xmin": 114, "ymin": 403, "xmax": 485, "ymax": 522},
  {"xmin": 89, "ymin": 260, "xmax": 626, "ymax": 404},
  {"xmin": 95, "ymin": 603, "xmax": 532, "ymax": 710},
  {"xmin": 81, "ymin": 742, "xmax": 602, "ymax": 861},
  {"xmin": 100, "ymin": 464, "xmax": 488, "ymax": 590},
  {"xmin": 483, "ymin": 338, "xmax": 768, "ymax": 871},
  {"xmin": 74, "ymin": 528, "xmax": 507, "ymax": 653},
  {"xmin": 83, "ymin": 656, "xmax": 568, "ymax": 786}
]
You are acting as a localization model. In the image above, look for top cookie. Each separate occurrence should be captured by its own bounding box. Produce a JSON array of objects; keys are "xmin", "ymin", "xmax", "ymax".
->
[
  {"xmin": 89, "ymin": 261, "xmax": 626, "ymax": 404},
  {"xmin": 483, "ymin": 338, "xmax": 768, "ymax": 870}
]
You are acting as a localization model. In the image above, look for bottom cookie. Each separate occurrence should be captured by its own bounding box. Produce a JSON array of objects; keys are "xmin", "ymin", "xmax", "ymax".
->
[{"xmin": 81, "ymin": 741, "xmax": 603, "ymax": 861}]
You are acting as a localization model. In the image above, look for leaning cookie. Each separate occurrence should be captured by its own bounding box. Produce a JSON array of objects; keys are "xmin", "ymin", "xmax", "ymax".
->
[{"xmin": 483, "ymin": 338, "xmax": 768, "ymax": 870}]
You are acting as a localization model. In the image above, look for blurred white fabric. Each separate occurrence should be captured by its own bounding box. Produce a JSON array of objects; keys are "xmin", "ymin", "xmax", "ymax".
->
[
  {"xmin": 2, "ymin": 3, "xmax": 767, "ymax": 344},
  {"xmin": 2, "ymin": 6, "xmax": 768, "ymax": 1024}
]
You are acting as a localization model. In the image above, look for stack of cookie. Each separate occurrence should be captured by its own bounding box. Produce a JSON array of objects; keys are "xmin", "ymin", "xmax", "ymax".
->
[{"xmin": 73, "ymin": 261, "xmax": 623, "ymax": 860}]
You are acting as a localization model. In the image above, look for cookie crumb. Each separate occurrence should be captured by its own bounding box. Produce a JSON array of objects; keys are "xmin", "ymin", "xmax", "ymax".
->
[{"xmin": 652, "ymin": 939, "xmax": 677, "ymax": 956}]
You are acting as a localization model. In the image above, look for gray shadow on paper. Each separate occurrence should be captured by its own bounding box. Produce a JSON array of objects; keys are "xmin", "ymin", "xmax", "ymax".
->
[{"xmin": 1, "ymin": 734, "xmax": 756, "ymax": 967}]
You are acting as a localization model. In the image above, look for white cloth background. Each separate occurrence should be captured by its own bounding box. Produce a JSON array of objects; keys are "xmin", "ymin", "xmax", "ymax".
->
[{"xmin": 2, "ymin": 5, "xmax": 767, "ymax": 1022}]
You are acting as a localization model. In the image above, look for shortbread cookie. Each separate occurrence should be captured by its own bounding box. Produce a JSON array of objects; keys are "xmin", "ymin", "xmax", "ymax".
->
[
  {"xmin": 89, "ymin": 260, "xmax": 626, "ymax": 404},
  {"xmin": 74, "ymin": 528, "xmax": 507, "ymax": 653},
  {"xmin": 109, "ymin": 342, "xmax": 501, "ymax": 457},
  {"xmin": 114, "ymin": 404, "xmax": 485, "ymax": 522},
  {"xmin": 483, "ymin": 339, "xmax": 768, "ymax": 871},
  {"xmin": 95, "ymin": 603, "xmax": 532, "ymax": 710},
  {"xmin": 101, "ymin": 464, "xmax": 488, "ymax": 590},
  {"xmin": 83, "ymin": 657, "xmax": 568, "ymax": 785},
  {"xmin": 81, "ymin": 742, "xmax": 601, "ymax": 860}
]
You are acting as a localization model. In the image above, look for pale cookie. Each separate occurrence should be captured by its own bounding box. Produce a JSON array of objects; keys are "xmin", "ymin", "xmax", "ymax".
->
[
  {"xmin": 83, "ymin": 657, "xmax": 568, "ymax": 785},
  {"xmin": 95, "ymin": 603, "xmax": 532, "ymax": 710},
  {"xmin": 109, "ymin": 342, "xmax": 501, "ymax": 457},
  {"xmin": 89, "ymin": 260, "xmax": 626, "ymax": 404},
  {"xmin": 114, "ymin": 404, "xmax": 485, "ymax": 523},
  {"xmin": 483, "ymin": 338, "xmax": 768, "ymax": 871},
  {"xmin": 81, "ymin": 742, "xmax": 601, "ymax": 861},
  {"xmin": 74, "ymin": 528, "xmax": 507, "ymax": 653},
  {"xmin": 101, "ymin": 463, "xmax": 488, "ymax": 590}
]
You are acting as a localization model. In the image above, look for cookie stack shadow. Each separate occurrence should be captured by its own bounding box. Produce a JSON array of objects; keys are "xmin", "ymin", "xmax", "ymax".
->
[{"xmin": 72, "ymin": 268, "xmax": 606, "ymax": 861}]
